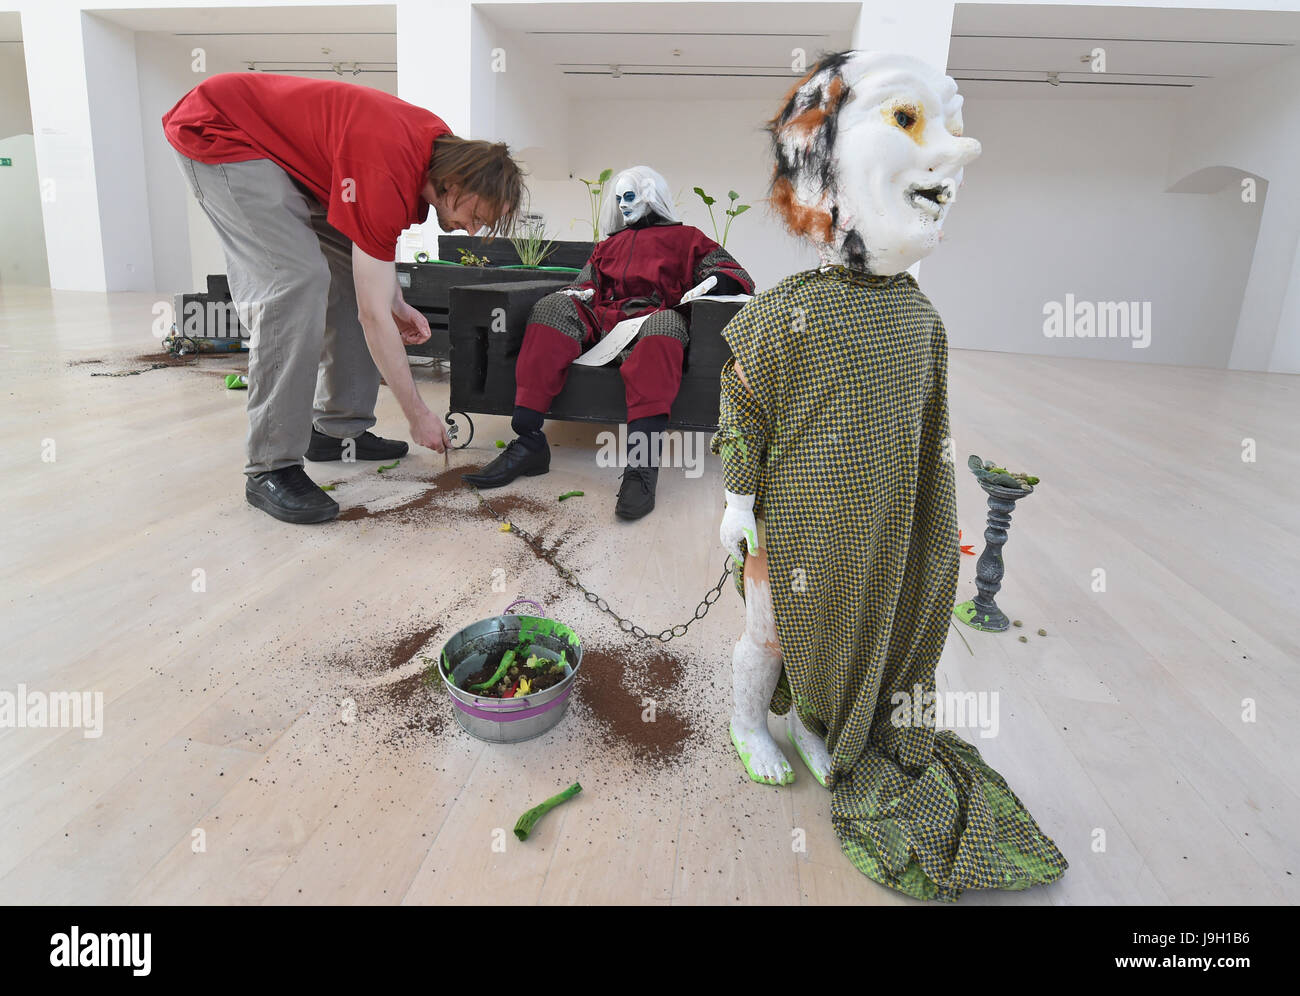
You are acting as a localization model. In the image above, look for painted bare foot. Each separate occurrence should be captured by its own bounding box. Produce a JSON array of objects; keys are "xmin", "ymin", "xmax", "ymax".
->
[
  {"xmin": 731, "ymin": 719, "xmax": 795, "ymax": 786},
  {"xmin": 787, "ymin": 709, "xmax": 832, "ymax": 788}
]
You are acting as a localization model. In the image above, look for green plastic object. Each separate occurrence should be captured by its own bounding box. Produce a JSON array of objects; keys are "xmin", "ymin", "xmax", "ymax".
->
[
  {"xmin": 513, "ymin": 782, "xmax": 582, "ymax": 841},
  {"xmin": 224, "ymin": 374, "xmax": 247, "ymax": 390},
  {"xmin": 558, "ymin": 490, "xmax": 584, "ymax": 501},
  {"xmin": 499, "ymin": 264, "xmax": 582, "ymax": 274},
  {"xmin": 469, "ymin": 649, "xmax": 516, "ymax": 692},
  {"xmin": 953, "ymin": 600, "xmax": 1002, "ymax": 632},
  {"xmin": 377, "ymin": 460, "xmax": 400, "ymax": 473}
]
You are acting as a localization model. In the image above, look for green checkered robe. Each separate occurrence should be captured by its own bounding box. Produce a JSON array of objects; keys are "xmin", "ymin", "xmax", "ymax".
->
[{"xmin": 710, "ymin": 266, "xmax": 1068, "ymax": 901}]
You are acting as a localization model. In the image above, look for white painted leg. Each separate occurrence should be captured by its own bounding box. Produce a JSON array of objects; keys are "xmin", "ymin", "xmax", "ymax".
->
[
  {"xmin": 729, "ymin": 559, "xmax": 794, "ymax": 786},
  {"xmin": 787, "ymin": 707, "xmax": 832, "ymax": 789}
]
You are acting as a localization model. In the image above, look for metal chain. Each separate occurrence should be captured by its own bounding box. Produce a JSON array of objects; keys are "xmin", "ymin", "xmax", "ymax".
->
[{"xmin": 473, "ymin": 489, "xmax": 734, "ymax": 643}]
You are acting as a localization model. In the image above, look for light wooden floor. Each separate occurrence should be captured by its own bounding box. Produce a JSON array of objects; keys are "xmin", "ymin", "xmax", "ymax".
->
[{"xmin": 1, "ymin": 283, "xmax": 1297, "ymax": 905}]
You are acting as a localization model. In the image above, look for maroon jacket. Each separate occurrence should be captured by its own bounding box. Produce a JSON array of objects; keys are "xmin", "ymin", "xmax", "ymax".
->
[{"xmin": 565, "ymin": 220, "xmax": 753, "ymax": 344}]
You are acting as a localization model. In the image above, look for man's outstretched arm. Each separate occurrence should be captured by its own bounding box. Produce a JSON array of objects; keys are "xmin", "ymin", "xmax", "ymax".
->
[{"xmin": 352, "ymin": 244, "xmax": 449, "ymax": 452}]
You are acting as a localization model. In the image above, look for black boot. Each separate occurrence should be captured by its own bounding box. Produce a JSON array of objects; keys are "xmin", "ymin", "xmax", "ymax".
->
[
  {"xmin": 614, "ymin": 414, "xmax": 666, "ymax": 520},
  {"xmin": 463, "ymin": 406, "xmax": 551, "ymax": 489},
  {"xmin": 305, "ymin": 427, "xmax": 409, "ymax": 462},
  {"xmin": 245, "ymin": 466, "xmax": 339, "ymax": 524},
  {"xmin": 615, "ymin": 465, "xmax": 659, "ymax": 520},
  {"xmin": 463, "ymin": 437, "xmax": 550, "ymax": 488}
]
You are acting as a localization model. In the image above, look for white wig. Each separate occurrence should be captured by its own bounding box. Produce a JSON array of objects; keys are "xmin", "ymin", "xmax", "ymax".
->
[{"xmin": 598, "ymin": 165, "xmax": 681, "ymax": 238}]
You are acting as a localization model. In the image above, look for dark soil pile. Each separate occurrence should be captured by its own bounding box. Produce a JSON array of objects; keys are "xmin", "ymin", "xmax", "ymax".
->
[{"xmin": 575, "ymin": 645, "xmax": 694, "ymax": 763}]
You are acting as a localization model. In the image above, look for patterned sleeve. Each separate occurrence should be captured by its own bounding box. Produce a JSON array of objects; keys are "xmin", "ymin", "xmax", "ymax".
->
[
  {"xmin": 711, "ymin": 360, "xmax": 767, "ymax": 494},
  {"xmin": 709, "ymin": 287, "xmax": 787, "ymax": 496},
  {"xmin": 562, "ymin": 252, "xmax": 600, "ymax": 296},
  {"xmin": 695, "ymin": 242, "xmax": 755, "ymax": 295}
]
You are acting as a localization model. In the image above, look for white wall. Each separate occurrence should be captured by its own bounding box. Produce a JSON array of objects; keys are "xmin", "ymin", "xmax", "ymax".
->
[
  {"xmin": 134, "ymin": 30, "xmax": 403, "ymax": 291},
  {"xmin": 0, "ymin": 133, "xmax": 50, "ymax": 286},
  {"xmin": 0, "ymin": 39, "xmax": 33, "ymax": 138},
  {"xmin": 0, "ymin": 34, "xmax": 48, "ymax": 287},
  {"xmin": 83, "ymin": 13, "xmax": 155, "ymax": 292},
  {"xmin": 1165, "ymin": 52, "xmax": 1300, "ymax": 374},
  {"xmin": 921, "ymin": 94, "xmax": 1263, "ymax": 368}
]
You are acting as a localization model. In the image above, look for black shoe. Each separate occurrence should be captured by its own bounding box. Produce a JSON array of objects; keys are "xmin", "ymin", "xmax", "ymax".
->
[
  {"xmin": 615, "ymin": 466, "xmax": 658, "ymax": 521},
  {"xmin": 305, "ymin": 427, "xmax": 409, "ymax": 462},
  {"xmin": 245, "ymin": 466, "xmax": 339, "ymax": 524},
  {"xmin": 462, "ymin": 437, "xmax": 550, "ymax": 489}
]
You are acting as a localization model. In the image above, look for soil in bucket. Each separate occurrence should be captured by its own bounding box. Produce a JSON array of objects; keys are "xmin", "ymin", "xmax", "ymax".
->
[{"xmin": 457, "ymin": 640, "xmax": 571, "ymax": 698}]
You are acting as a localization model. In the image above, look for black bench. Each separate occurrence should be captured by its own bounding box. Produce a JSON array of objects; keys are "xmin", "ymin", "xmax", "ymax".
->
[{"xmin": 443, "ymin": 280, "xmax": 744, "ymax": 446}]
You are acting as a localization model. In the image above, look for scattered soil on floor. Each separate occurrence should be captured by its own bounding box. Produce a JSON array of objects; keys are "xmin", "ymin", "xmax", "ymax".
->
[
  {"xmin": 323, "ymin": 621, "xmax": 444, "ymax": 679},
  {"xmin": 423, "ymin": 463, "xmax": 481, "ymax": 490},
  {"xmin": 575, "ymin": 644, "xmax": 694, "ymax": 763},
  {"xmin": 381, "ymin": 622, "xmax": 445, "ymax": 671},
  {"xmin": 65, "ymin": 358, "xmax": 104, "ymax": 366},
  {"xmin": 133, "ymin": 351, "xmax": 199, "ymax": 367},
  {"xmin": 322, "ymin": 620, "xmax": 449, "ymax": 743},
  {"xmin": 335, "ymin": 486, "xmax": 442, "ymax": 522},
  {"xmin": 368, "ymin": 669, "xmax": 447, "ymax": 738}
]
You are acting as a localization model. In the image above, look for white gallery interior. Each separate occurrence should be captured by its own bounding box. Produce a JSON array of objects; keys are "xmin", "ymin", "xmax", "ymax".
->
[
  {"xmin": 2, "ymin": 0, "xmax": 1299, "ymax": 372},
  {"xmin": 2, "ymin": 1, "xmax": 1298, "ymax": 908}
]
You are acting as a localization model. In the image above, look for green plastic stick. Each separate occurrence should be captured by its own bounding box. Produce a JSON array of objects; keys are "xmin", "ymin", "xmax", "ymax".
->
[
  {"xmin": 513, "ymin": 782, "xmax": 582, "ymax": 841},
  {"xmin": 377, "ymin": 460, "xmax": 400, "ymax": 473},
  {"xmin": 469, "ymin": 649, "xmax": 515, "ymax": 691},
  {"xmin": 558, "ymin": 490, "xmax": 584, "ymax": 501}
]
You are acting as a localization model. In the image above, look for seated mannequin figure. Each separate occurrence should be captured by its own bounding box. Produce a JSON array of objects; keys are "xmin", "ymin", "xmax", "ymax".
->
[
  {"xmin": 710, "ymin": 51, "xmax": 1068, "ymax": 900},
  {"xmin": 464, "ymin": 166, "xmax": 754, "ymax": 520}
]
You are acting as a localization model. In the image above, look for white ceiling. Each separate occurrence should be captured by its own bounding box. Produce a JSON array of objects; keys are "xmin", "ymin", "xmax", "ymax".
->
[
  {"xmin": 481, "ymin": 2, "xmax": 858, "ymax": 100},
  {"xmin": 42, "ymin": 3, "xmax": 1300, "ymax": 102},
  {"xmin": 97, "ymin": 5, "xmax": 397, "ymax": 77},
  {"xmin": 951, "ymin": 3, "xmax": 1300, "ymax": 100}
]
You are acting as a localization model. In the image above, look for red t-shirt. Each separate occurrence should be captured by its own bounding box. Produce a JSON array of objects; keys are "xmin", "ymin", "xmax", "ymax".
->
[{"xmin": 162, "ymin": 73, "xmax": 450, "ymax": 261}]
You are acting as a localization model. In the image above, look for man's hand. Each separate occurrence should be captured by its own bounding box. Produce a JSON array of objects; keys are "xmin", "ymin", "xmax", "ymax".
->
[
  {"xmin": 720, "ymin": 490, "xmax": 758, "ymax": 566},
  {"xmin": 408, "ymin": 406, "xmax": 450, "ymax": 452},
  {"xmin": 393, "ymin": 299, "xmax": 431, "ymax": 345}
]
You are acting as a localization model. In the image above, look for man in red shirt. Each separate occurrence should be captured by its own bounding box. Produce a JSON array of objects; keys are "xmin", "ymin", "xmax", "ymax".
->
[{"xmin": 163, "ymin": 72, "xmax": 523, "ymax": 523}]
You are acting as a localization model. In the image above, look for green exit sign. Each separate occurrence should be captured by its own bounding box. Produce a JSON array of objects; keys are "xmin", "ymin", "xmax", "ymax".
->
[{"xmin": 0, "ymin": 158, "xmax": 12, "ymax": 167}]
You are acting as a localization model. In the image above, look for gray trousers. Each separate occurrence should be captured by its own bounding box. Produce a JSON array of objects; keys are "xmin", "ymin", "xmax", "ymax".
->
[{"xmin": 172, "ymin": 149, "xmax": 381, "ymax": 475}]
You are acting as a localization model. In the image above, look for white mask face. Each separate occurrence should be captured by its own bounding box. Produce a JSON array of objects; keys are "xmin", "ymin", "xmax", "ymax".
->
[
  {"xmin": 771, "ymin": 52, "xmax": 982, "ymax": 274},
  {"xmin": 615, "ymin": 175, "xmax": 651, "ymax": 225}
]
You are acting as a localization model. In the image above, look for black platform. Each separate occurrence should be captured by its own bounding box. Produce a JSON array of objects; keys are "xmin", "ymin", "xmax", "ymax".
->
[{"xmin": 446, "ymin": 281, "xmax": 745, "ymax": 439}]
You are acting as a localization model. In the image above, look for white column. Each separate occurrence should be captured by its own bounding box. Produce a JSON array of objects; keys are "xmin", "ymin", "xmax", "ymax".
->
[
  {"xmin": 852, "ymin": 1, "xmax": 959, "ymax": 281},
  {"xmin": 851, "ymin": 0, "xmax": 957, "ymax": 71},
  {"xmin": 395, "ymin": 0, "xmax": 474, "ymax": 261},
  {"xmin": 23, "ymin": 4, "xmax": 107, "ymax": 292}
]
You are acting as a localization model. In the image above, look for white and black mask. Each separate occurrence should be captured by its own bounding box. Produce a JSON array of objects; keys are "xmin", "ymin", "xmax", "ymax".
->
[{"xmin": 769, "ymin": 51, "xmax": 981, "ymax": 274}]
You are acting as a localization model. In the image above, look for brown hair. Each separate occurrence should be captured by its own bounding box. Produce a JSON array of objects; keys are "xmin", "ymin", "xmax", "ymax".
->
[{"xmin": 428, "ymin": 135, "xmax": 525, "ymax": 239}]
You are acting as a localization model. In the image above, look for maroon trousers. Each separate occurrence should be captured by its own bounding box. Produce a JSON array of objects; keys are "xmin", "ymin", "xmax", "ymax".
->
[{"xmin": 514, "ymin": 297, "xmax": 686, "ymax": 422}]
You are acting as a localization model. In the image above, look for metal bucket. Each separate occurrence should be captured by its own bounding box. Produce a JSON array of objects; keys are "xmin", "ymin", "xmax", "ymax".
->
[{"xmin": 439, "ymin": 600, "xmax": 582, "ymax": 744}]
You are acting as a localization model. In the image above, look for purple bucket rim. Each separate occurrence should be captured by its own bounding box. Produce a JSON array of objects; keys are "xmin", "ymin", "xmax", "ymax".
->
[{"xmin": 452, "ymin": 685, "xmax": 574, "ymax": 722}]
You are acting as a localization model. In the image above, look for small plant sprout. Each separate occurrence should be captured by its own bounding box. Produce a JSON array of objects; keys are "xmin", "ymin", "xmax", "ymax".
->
[
  {"xmin": 579, "ymin": 169, "xmax": 613, "ymax": 241},
  {"xmin": 456, "ymin": 248, "xmax": 491, "ymax": 267},
  {"xmin": 509, "ymin": 214, "xmax": 556, "ymax": 268},
  {"xmin": 693, "ymin": 186, "xmax": 750, "ymax": 248}
]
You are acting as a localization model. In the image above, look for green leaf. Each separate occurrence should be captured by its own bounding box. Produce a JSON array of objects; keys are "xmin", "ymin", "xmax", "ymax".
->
[
  {"xmin": 729, "ymin": 204, "xmax": 751, "ymax": 216},
  {"xmin": 728, "ymin": 190, "xmax": 739, "ymax": 201},
  {"xmin": 598, "ymin": 168, "xmax": 613, "ymax": 182}
]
